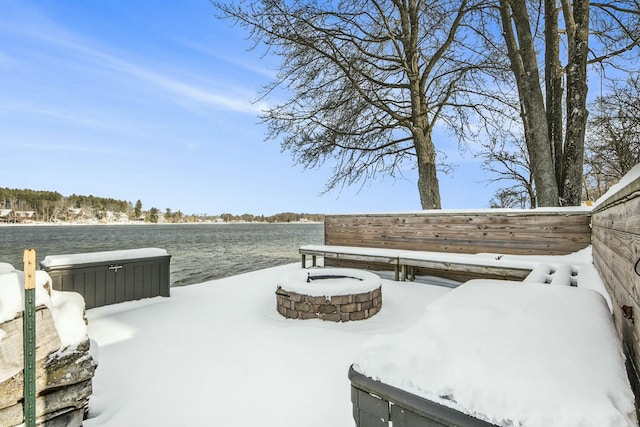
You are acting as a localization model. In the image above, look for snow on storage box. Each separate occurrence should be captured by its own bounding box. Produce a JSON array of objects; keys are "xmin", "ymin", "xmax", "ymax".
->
[
  {"xmin": 41, "ymin": 248, "xmax": 171, "ymax": 309},
  {"xmin": 352, "ymin": 280, "xmax": 637, "ymax": 427}
]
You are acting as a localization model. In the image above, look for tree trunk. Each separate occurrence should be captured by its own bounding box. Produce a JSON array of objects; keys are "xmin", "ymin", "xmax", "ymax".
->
[
  {"xmin": 545, "ymin": 0, "xmax": 564, "ymax": 190},
  {"xmin": 403, "ymin": 0, "xmax": 442, "ymax": 210},
  {"xmin": 561, "ymin": 0, "xmax": 589, "ymax": 205},
  {"xmin": 414, "ymin": 130, "xmax": 442, "ymax": 210},
  {"xmin": 499, "ymin": 0, "xmax": 560, "ymax": 207}
]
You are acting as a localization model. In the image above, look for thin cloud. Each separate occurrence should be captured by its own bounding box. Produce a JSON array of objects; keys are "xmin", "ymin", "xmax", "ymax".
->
[
  {"xmin": 0, "ymin": 52, "xmax": 15, "ymax": 68},
  {"xmin": 180, "ymin": 39, "xmax": 278, "ymax": 80},
  {"xmin": 19, "ymin": 142, "xmax": 131, "ymax": 157},
  {"xmin": 0, "ymin": 104, "xmax": 106, "ymax": 127},
  {"xmin": 0, "ymin": 103, "xmax": 160, "ymax": 140},
  {"xmin": 59, "ymin": 38, "xmax": 269, "ymax": 115},
  {"xmin": 1, "ymin": 9, "xmax": 268, "ymax": 115}
]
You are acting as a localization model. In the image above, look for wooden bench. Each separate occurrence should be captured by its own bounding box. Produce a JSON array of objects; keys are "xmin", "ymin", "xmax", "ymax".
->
[
  {"xmin": 299, "ymin": 245, "xmax": 535, "ymax": 282},
  {"xmin": 300, "ymin": 245, "xmax": 399, "ymax": 277}
]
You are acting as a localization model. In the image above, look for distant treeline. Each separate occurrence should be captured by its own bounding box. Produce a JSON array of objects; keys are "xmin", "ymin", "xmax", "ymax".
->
[
  {"xmin": 0, "ymin": 187, "xmax": 324, "ymax": 223},
  {"xmin": 1, "ymin": 188, "xmax": 134, "ymax": 222},
  {"xmin": 219, "ymin": 212, "xmax": 324, "ymax": 223}
]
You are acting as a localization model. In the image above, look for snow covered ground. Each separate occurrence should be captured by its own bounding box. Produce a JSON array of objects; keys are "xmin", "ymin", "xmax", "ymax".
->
[
  {"xmin": 2, "ymin": 238, "xmax": 636, "ymax": 426},
  {"xmin": 80, "ymin": 250, "xmax": 635, "ymax": 426},
  {"xmin": 83, "ymin": 264, "xmax": 450, "ymax": 427}
]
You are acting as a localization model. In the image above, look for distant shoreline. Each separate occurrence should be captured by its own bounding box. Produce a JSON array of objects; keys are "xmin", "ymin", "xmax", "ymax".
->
[{"xmin": 0, "ymin": 220, "xmax": 323, "ymax": 227}]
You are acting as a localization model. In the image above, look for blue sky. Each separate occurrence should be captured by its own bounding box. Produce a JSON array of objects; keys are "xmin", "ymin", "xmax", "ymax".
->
[{"xmin": 0, "ymin": 0, "xmax": 501, "ymax": 216}]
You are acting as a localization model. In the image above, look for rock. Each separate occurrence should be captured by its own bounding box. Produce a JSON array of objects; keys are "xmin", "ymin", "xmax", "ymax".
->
[
  {"xmin": 0, "ymin": 299, "xmax": 96, "ymax": 427},
  {"xmin": 0, "ymin": 379, "xmax": 91, "ymax": 427},
  {"xmin": 0, "ymin": 340, "xmax": 97, "ymax": 410},
  {"xmin": 0, "ymin": 306, "xmax": 62, "ymax": 385}
]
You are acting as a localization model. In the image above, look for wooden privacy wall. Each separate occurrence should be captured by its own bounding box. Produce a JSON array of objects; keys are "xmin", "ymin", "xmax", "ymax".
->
[
  {"xmin": 324, "ymin": 210, "xmax": 592, "ymax": 255},
  {"xmin": 592, "ymin": 175, "xmax": 640, "ymax": 404}
]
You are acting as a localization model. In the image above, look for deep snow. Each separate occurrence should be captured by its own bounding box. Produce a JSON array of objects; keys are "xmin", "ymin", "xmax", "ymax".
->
[
  {"xmin": 82, "ymin": 264, "xmax": 450, "ymax": 426},
  {"xmin": 355, "ymin": 280, "xmax": 636, "ymax": 426},
  {"xmin": 1, "ymin": 246, "xmax": 636, "ymax": 426}
]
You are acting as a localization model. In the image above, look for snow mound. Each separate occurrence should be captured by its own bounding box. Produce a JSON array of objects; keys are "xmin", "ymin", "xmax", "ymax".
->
[
  {"xmin": 0, "ymin": 269, "xmax": 88, "ymax": 349},
  {"xmin": 277, "ymin": 267, "xmax": 381, "ymax": 296},
  {"xmin": 41, "ymin": 248, "xmax": 168, "ymax": 268},
  {"xmin": 355, "ymin": 280, "xmax": 636, "ymax": 427}
]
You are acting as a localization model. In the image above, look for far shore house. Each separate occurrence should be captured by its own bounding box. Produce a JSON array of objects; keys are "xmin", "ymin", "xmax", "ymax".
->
[
  {"xmin": 67, "ymin": 208, "xmax": 84, "ymax": 221},
  {"xmin": 0, "ymin": 209, "xmax": 35, "ymax": 223},
  {"xmin": 0, "ymin": 209, "xmax": 12, "ymax": 223},
  {"xmin": 15, "ymin": 210, "xmax": 35, "ymax": 223}
]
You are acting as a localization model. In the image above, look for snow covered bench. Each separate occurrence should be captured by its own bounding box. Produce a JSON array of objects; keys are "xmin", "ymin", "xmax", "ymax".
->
[
  {"xmin": 350, "ymin": 279, "xmax": 637, "ymax": 426},
  {"xmin": 300, "ymin": 245, "xmax": 603, "ymax": 292},
  {"xmin": 300, "ymin": 245, "xmax": 401, "ymax": 279},
  {"xmin": 300, "ymin": 245, "xmax": 537, "ymax": 282}
]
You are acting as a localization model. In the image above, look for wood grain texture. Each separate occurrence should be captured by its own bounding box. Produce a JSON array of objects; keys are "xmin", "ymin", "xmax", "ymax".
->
[
  {"xmin": 325, "ymin": 212, "xmax": 592, "ymax": 255},
  {"xmin": 592, "ymin": 178, "xmax": 640, "ymax": 411}
]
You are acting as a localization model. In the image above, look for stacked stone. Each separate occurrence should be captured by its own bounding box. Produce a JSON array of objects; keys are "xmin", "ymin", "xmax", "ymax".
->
[
  {"xmin": 276, "ymin": 286, "xmax": 382, "ymax": 322},
  {"xmin": 0, "ymin": 307, "xmax": 97, "ymax": 427}
]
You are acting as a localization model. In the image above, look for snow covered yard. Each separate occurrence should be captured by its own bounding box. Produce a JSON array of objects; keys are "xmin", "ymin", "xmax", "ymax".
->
[
  {"xmin": 3, "ymin": 240, "xmax": 637, "ymax": 426},
  {"xmin": 83, "ymin": 264, "xmax": 450, "ymax": 427}
]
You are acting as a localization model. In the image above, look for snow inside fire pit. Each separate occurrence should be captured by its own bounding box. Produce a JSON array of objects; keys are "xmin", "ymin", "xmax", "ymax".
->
[{"xmin": 275, "ymin": 268, "xmax": 382, "ymax": 322}]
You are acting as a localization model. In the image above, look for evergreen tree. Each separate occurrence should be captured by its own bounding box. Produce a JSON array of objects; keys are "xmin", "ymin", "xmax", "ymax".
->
[
  {"xmin": 134, "ymin": 200, "xmax": 143, "ymax": 220},
  {"xmin": 148, "ymin": 207, "xmax": 159, "ymax": 223}
]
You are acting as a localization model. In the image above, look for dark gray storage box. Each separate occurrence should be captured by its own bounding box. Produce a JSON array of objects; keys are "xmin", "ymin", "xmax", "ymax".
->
[{"xmin": 41, "ymin": 248, "xmax": 171, "ymax": 309}]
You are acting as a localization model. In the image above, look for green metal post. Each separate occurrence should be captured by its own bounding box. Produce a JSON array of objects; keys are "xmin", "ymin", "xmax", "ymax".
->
[{"xmin": 23, "ymin": 249, "xmax": 36, "ymax": 427}]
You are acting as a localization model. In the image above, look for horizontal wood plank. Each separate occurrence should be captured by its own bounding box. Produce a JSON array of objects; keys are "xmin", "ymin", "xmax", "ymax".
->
[
  {"xmin": 591, "ymin": 175, "xmax": 640, "ymax": 407},
  {"xmin": 325, "ymin": 212, "xmax": 591, "ymax": 255}
]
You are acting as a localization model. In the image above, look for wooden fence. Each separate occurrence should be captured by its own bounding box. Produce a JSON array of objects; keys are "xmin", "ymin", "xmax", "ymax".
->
[
  {"xmin": 592, "ymin": 175, "xmax": 640, "ymax": 404},
  {"xmin": 324, "ymin": 210, "xmax": 592, "ymax": 255},
  {"xmin": 323, "ymin": 210, "xmax": 592, "ymax": 281}
]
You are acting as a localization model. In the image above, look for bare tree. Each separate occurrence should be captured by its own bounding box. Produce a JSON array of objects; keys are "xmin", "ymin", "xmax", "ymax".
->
[
  {"xmin": 214, "ymin": 0, "xmax": 492, "ymax": 209},
  {"xmin": 497, "ymin": 0, "xmax": 585, "ymax": 206},
  {"xmin": 490, "ymin": 188, "xmax": 530, "ymax": 208},
  {"xmin": 495, "ymin": 0, "xmax": 640, "ymax": 206},
  {"xmin": 480, "ymin": 132, "xmax": 536, "ymax": 208},
  {"xmin": 584, "ymin": 73, "xmax": 640, "ymax": 199}
]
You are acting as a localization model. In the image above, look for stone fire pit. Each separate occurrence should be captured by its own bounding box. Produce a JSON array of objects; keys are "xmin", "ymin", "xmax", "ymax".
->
[{"xmin": 275, "ymin": 268, "xmax": 382, "ymax": 322}]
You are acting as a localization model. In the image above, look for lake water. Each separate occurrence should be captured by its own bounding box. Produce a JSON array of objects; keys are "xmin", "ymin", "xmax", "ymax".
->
[{"xmin": 0, "ymin": 223, "xmax": 324, "ymax": 286}]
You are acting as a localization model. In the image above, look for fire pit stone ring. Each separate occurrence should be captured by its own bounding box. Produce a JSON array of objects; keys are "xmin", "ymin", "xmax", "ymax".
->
[{"xmin": 275, "ymin": 267, "xmax": 382, "ymax": 322}]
